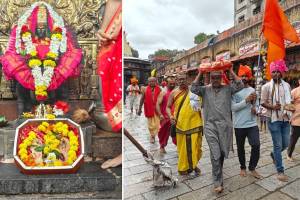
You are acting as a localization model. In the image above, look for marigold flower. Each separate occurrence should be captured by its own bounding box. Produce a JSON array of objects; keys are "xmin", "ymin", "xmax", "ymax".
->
[
  {"xmin": 42, "ymin": 122, "xmax": 49, "ymax": 128},
  {"xmin": 47, "ymin": 52, "xmax": 58, "ymax": 59},
  {"xmin": 43, "ymin": 59, "xmax": 57, "ymax": 67},
  {"xmin": 29, "ymin": 51, "xmax": 37, "ymax": 57},
  {"xmin": 51, "ymin": 33, "xmax": 62, "ymax": 40},
  {"xmin": 19, "ymin": 143, "xmax": 27, "ymax": 149},
  {"xmin": 18, "ymin": 148, "xmax": 27, "ymax": 156},
  {"xmin": 22, "ymin": 31, "xmax": 31, "ymax": 38},
  {"xmin": 54, "ymin": 160, "xmax": 63, "ymax": 166},
  {"xmin": 38, "ymin": 125, "xmax": 47, "ymax": 132},
  {"xmin": 43, "ymin": 146, "xmax": 50, "ymax": 154},
  {"xmin": 28, "ymin": 58, "xmax": 42, "ymax": 68},
  {"xmin": 46, "ymin": 114, "xmax": 56, "ymax": 120}
]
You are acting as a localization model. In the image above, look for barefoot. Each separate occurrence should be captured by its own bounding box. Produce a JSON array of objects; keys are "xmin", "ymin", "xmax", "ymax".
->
[
  {"xmin": 101, "ymin": 154, "xmax": 122, "ymax": 169},
  {"xmin": 150, "ymin": 136, "xmax": 155, "ymax": 144},
  {"xmin": 194, "ymin": 167, "xmax": 201, "ymax": 175},
  {"xmin": 214, "ymin": 186, "xmax": 224, "ymax": 193},
  {"xmin": 178, "ymin": 170, "xmax": 188, "ymax": 175},
  {"xmin": 250, "ymin": 170, "xmax": 263, "ymax": 179},
  {"xmin": 240, "ymin": 169, "xmax": 247, "ymax": 177},
  {"xmin": 286, "ymin": 152, "xmax": 294, "ymax": 162},
  {"xmin": 160, "ymin": 147, "xmax": 166, "ymax": 154}
]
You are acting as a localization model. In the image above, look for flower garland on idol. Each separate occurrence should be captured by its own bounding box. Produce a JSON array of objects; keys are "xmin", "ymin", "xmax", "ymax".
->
[{"xmin": 15, "ymin": 2, "xmax": 67, "ymax": 101}]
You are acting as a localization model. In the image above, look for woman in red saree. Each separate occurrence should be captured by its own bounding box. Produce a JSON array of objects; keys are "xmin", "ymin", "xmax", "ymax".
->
[{"xmin": 96, "ymin": 0, "xmax": 122, "ymax": 169}]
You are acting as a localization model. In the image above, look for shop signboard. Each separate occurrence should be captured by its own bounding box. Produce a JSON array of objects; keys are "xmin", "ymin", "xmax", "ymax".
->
[
  {"xmin": 215, "ymin": 51, "xmax": 230, "ymax": 61},
  {"xmin": 239, "ymin": 39, "xmax": 259, "ymax": 56}
]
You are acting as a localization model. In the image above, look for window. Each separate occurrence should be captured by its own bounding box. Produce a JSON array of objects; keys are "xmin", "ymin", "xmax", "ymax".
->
[
  {"xmin": 253, "ymin": 6, "xmax": 261, "ymax": 15},
  {"xmin": 238, "ymin": 15, "xmax": 245, "ymax": 23}
]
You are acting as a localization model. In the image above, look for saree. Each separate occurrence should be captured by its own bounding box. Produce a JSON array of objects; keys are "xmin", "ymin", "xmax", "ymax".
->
[
  {"xmin": 173, "ymin": 90, "xmax": 203, "ymax": 172},
  {"xmin": 96, "ymin": 4, "xmax": 122, "ymax": 132}
]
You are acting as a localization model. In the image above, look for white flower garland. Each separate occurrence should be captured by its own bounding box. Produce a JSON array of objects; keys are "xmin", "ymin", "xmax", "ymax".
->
[
  {"xmin": 21, "ymin": 34, "xmax": 35, "ymax": 54},
  {"xmin": 21, "ymin": 26, "xmax": 61, "ymax": 94},
  {"xmin": 31, "ymin": 66, "xmax": 54, "ymax": 89},
  {"xmin": 13, "ymin": 1, "xmax": 67, "ymax": 99}
]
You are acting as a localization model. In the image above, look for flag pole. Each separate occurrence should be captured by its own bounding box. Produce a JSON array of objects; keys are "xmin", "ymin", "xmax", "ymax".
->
[{"xmin": 253, "ymin": 1, "xmax": 267, "ymax": 113}]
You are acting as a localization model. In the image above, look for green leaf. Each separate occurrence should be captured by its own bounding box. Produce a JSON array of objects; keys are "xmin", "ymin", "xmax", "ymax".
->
[
  {"xmin": 20, "ymin": 50, "xmax": 27, "ymax": 56},
  {"xmin": 52, "ymin": 149, "xmax": 61, "ymax": 157},
  {"xmin": 35, "ymin": 145, "xmax": 45, "ymax": 152}
]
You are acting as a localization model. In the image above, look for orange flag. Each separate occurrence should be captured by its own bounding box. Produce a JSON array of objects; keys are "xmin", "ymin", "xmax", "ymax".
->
[{"xmin": 262, "ymin": 0, "xmax": 299, "ymax": 79}]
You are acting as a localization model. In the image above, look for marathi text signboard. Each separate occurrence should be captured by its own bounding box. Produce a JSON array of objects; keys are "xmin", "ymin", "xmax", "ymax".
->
[
  {"xmin": 215, "ymin": 51, "xmax": 230, "ymax": 61},
  {"xmin": 239, "ymin": 39, "xmax": 259, "ymax": 56}
]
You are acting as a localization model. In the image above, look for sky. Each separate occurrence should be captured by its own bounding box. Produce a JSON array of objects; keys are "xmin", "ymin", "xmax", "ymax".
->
[{"xmin": 124, "ymin": 0, "xmax": 234, "ymax": 59}]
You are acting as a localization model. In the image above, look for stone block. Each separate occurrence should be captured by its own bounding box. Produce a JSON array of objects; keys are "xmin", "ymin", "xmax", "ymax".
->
[
  {"xmin": 124, "ymin": 180, "xmax": 154, "ymax": 199},
  {"xmin": 218, "ymin": 184, "xmax": 268, "ymax": 200},
  {"xmin": 0, "ymin": 162, "xmax": 120, "ymax": 194},
  {"xmin": 256, "ymin": 174, "xmax": 295, "ymax": 192},
  {"xmin": 224, "ymin": 175, "xmax": 257, "ymax": 192},
  {"xmin": 184, "ymin": 173, "xmax": 213, "ymax": 190},
  {"xmin": 260, "ymin": 191, "xmax": 293, "ymax": 200},
  {"xmin": 143, "ymin": 183, "xmax": 191, "ymax": 200},
  {"xmin": 80, "ymin": 121, "xmax": 96, "ymax": 155},
  {"xmin": 0, "ymin": 123, "xmax": 15, "ymax": 159},
  {"xmin": 178, "ymin": 184, "xmax": 229, "ymax": 200},
  {"xmin": 280, "ymin": 179, "xmax": 300, "ymax": 199},
  {"xmin": 92, "ymin": 129, "xmax": 122, "ymax": 159}
]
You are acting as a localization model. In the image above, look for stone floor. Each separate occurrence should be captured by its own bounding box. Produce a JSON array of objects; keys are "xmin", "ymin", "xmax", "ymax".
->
[
  {"xmin": 124, "ymin": 108, "xmax": 300, "ymax": 200},
  {"xmin": 0, "ymin": 161, "xmax": 122, "ymax": 199}
]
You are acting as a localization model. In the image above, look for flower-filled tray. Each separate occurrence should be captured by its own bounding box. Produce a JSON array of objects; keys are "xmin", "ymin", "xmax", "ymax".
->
[
  {"xmin": 199, "ymin": 60, "xmax": 232, "ymax": 73},
  {"xmin": 13, "ymin": 118, "xmax": 85, "ymax": 175}
]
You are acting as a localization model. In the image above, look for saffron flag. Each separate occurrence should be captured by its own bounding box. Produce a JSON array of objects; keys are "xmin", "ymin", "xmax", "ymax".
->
[{"xmin": 262, "ymin": 0, "xmax": 299, "ymax": 79}]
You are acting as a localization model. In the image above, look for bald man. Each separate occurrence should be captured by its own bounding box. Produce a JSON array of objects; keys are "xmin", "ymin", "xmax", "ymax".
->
[
  {"xmin": 138, "ymin": 77, "xmax": 161, "ymax": 143},
  {"xmin": 191, "ymin": 68, "xmax": 243, "ymax": 193}
]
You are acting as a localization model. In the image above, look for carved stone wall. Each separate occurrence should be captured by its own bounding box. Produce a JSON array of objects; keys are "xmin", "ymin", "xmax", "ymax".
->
[{"xmin": 0, "ymin": 0, "xmax": 105, "ymax": 100}]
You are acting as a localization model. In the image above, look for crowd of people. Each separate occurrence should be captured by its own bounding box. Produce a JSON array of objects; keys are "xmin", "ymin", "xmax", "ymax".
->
[{"xmin": 125, "ymin": 59, "xmax": 300, "ymax": 194}]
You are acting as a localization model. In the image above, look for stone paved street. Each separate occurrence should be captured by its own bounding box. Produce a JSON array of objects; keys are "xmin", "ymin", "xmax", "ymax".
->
[{"xmin": 124, "ymin": 108, "xmax": 300, "ymax": 200}]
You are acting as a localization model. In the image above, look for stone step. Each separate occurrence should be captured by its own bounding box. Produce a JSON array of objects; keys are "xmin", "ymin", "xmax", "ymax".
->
[
  {"xmin": 92, "ymin": 129, "xmax": 122, "ymax": 159},
  {"xmin": 0, "ymin": 161, "xmax": 121, "ymax": 195}
]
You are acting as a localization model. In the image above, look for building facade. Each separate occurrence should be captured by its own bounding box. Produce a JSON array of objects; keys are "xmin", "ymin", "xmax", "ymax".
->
[
  {"xmin": 163, "ymin": 0, "xmax": 300, "ymax": 84},
  {"xmin": 234, "ymin": 0, "xmax": 264, "ymax": 25},
  {"xmin": 124, "ymin": 57, "xmax": 151, "ymax": 89}
]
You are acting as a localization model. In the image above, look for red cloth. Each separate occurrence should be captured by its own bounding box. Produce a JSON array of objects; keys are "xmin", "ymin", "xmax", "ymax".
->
[
  {"xmin": 144, "ymin": 85, "xmax": 161, "ymax": 118},
  {"xmin": 263, "ymin": 0, "xmax": 299, "ymax": 79},
  {"xmin": 160, "ymin": 89, "xmax": 172, "ymax": 118},
  {"xmin": 158, "ymin": 89, "xmax": 176, "ymax": 148},
  {"xmin": 158, "ymin": 120, "xmax": 176, "ymax": 148},
  {"xmin": 97, "ymin": 30, "xmax": 122, "ymax": 132},
  {"xmin": 96, "ymin": 4, "xmax": 122, "ymax": 132}
]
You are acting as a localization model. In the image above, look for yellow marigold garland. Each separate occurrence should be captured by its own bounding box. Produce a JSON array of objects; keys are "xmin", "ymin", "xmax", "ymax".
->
[{"xmin": 43, "ymin": 59, "xmax": 57, "ymax": 67}]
